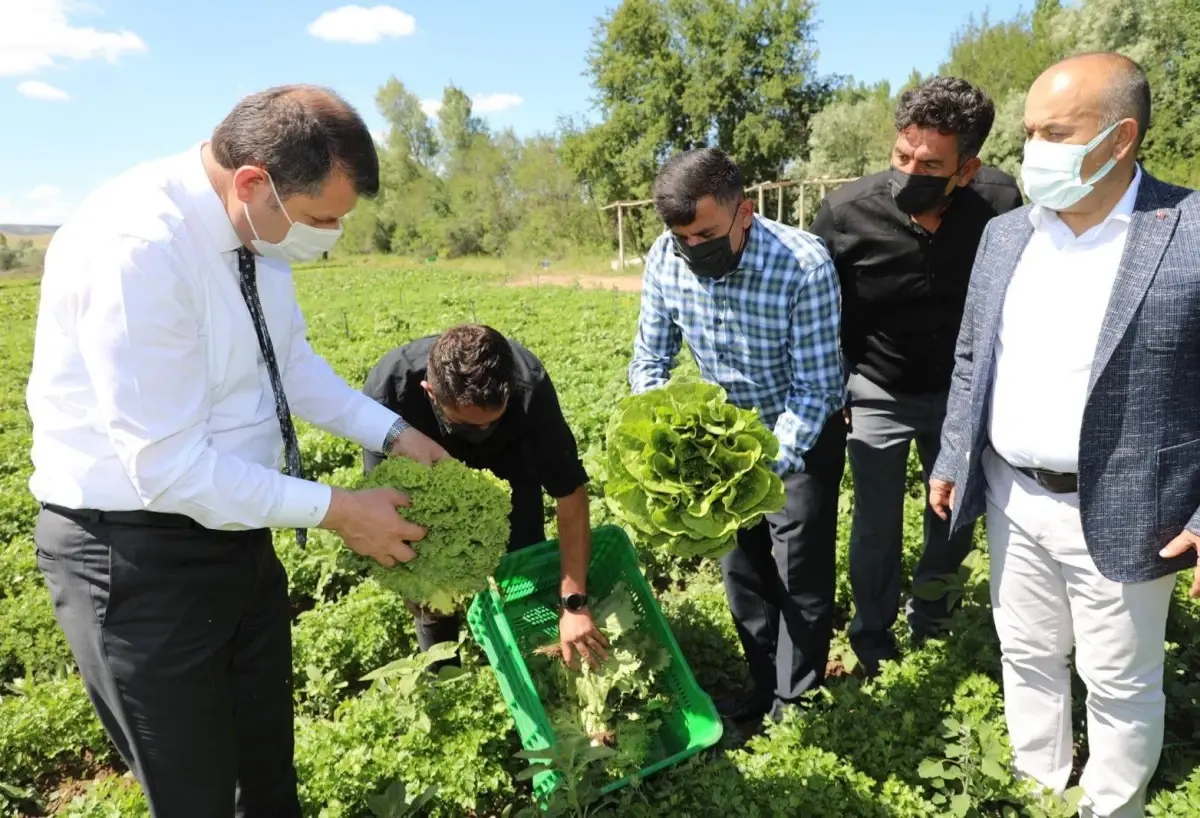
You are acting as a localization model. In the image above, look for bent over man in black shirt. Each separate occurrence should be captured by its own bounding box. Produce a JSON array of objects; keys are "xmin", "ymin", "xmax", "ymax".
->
[
  {"xmin": 810, "ymin": 77, "xmax": 1024, "ymax": 675},
  {"xmin": 362, "ymin": 324, "xmax": 608, "ymax": 668}
]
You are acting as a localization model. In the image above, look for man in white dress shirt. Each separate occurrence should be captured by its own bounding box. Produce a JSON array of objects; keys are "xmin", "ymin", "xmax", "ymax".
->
[
  {"xmin": 26, "ymin": 85, "xmax": 447, "ymax": 817},
  {"xmin": 930, "ymin": 53, "xmax": 1200, "ymax": 817}
]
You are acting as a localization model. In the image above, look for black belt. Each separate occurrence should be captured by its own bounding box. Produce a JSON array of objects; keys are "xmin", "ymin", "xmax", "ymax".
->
[
  {"xmin": 1014, "ymin": 467, "xmax": 1078, "ymax": 494},
  {"xmin": 40, "ymin": 503, "xmax": 201, "ymax": 529}
]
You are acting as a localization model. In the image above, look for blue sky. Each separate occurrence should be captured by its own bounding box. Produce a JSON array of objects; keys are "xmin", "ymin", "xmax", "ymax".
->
[{"xmin": 0, "ymin": 0, "xmax": 1033, "ymax": 225}]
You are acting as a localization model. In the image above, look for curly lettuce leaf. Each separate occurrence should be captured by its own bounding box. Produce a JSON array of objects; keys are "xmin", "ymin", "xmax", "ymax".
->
[
  {"xmin": 357, "ymin": 457, "xmax": 512, "ymax": 614},
  {"xmin": 602, "ymin": 376, "xmax": 787, "ymax": 559}
]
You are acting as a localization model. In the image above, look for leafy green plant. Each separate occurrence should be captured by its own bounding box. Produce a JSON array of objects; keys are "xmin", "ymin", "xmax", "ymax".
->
[
  {"xmin": 359, "ymin": 457, "xmax": 512, "ymax": 613},
  {"xmin": 603, "ymin": 377, "xmax": 785, "ymax": 559},
  {"xmin": 367, "ymin": 780, "xmax": 439, "ymax": 817},
  {"xmin": 0, "ymin": 673, "xmax": 112, "ymax": 787},
  {"xmin": 526, "ymin": 582, "xmax": 672, "ymax": 783},
  {"xmin": 509, "ymin": 734, "xmax": 616, "ymax": 818},
  {"xmin": 916, "ymin": 713, "xmax": 1051, "ymax": 817},
  {"xmin": 291, "ymin": 577, "xmax": 417, "ymax": 716}
]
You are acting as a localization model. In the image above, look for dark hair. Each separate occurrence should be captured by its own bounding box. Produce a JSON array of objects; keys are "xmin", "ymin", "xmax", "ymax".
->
[
  {"xmin": 427, "ymin": 325, "xmax": 515, "ymax": 410},
  {"xmin": 894, "ymin": 77, "xmax": 996, "ymax": 160},
  {"xmin": 211, "ymin": 84, "xmax": 379, "ymax": 199},
  {"xmin": 1092, "ymin": 53, "xmax": 1152, "ymax": 148},
  {"xmin": 652, "ymin": 148, "xmax": 743, "ymax": 227}
]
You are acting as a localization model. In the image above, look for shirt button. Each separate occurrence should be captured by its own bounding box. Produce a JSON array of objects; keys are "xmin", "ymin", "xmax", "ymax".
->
[{"xmin": 715, "ymin": 318, "xmax": 722, "ymax": 326}]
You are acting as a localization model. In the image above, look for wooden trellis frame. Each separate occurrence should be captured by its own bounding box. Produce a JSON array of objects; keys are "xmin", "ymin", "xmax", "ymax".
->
[{"xmin": 602, "ymin": 178, "xmax": 858, "ymax": 271}]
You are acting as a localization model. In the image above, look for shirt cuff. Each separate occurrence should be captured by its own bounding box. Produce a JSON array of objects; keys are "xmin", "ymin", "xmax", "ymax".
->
[
  {"xmin": 347, "ymin": 396, "xmax": 403, "ymax": 453},
  {"xmin": 275, "ymin": 477, "xmax": 334, "ymax": 529}
]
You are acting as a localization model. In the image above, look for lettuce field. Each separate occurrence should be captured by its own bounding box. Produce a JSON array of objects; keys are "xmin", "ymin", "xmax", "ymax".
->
[{"xmin": 2, "ymin": 261, "xmax": 1200, "ymax": 817}]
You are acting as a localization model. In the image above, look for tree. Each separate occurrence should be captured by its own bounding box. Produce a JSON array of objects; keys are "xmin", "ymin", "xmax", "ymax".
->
[
  {"xmin": 375, "ymin": 77, "xmax": 438, "ymax": 166},
  {"xmin": 563, "ymin": 0, "xmax": 837, "ymax": 248}
]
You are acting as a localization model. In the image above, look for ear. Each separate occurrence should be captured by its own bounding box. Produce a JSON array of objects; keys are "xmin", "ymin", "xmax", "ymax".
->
[
  {"xmin": 955, "ymin": 156, "xmax": 983, "ymax": 188},
  {"xmin": 738, "ymin": 197, "xmax": 755, "ymax": 228},
  {"xmin": 1113, "ymin": 119, "xmax": 1139, "ymax": 162},
  {"xmin": 420, "ymin": 380, "xmax": 435, "ymax": 400},
  {"xmin": 232, "ymin": 166, "xmax": 270, "ymax": 205}
]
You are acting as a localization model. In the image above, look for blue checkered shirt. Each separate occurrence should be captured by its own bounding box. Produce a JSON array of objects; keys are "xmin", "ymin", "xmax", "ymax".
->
[{"xmin": 628, "ymin": 215, "xmax": 845, "ymax": 474}]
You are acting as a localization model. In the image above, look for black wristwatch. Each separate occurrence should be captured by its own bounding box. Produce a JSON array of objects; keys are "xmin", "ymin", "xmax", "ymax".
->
[{"xmin": 560, "ymin": 592, "xmax": 588, "ymax": 613}]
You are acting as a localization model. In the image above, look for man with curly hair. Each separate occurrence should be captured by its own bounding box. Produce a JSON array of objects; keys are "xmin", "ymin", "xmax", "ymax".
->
[{"xmin": 810, "ymin": 77, "xmax": 1024, "ymax": 676}]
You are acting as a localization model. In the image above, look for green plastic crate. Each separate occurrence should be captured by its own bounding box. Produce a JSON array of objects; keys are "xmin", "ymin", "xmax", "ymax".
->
[{"xmin": 466, "ymin": 524, "xmax": 723, "ymax": 801}]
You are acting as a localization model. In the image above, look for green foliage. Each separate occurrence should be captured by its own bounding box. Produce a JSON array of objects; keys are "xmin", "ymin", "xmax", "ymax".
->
[
  {"xmin": 358, "ymin": 456, "xmax": 512, "ymax": 614},
  {"xmin": 0, "ymin": 674, "xmax": 112, "ymax": 788},
  {"xmin": 366, "ymin": 780, "xmax": 438, "ymax": 818},
  {"xmin": 564, "ymin": 0, "xmax": 836, "ymax": 249},
  {"xmin": 294, "ymin": 655, "xmax": 515, "ymax": 818},
  {"xmin": 7, "ymin": 261, "xmax": 1200, "ymax": 814},
  {"xmin": 0, "ymin": 536, "xmax": 39, "ymax": 600},
  {"xmin": 0, "ymin": 235, "xmax": 42, "ymax": 274},
  {"xmin": 58, "ymin": 775, "xmax": 149, "ymax": 817},
  {"xmin": 603, "ymin": 378, "xmax": 784, "ymax": 559},
  {"xmin": 0, "ymin": 588, "xmax": 74, "ymax": 682},
  {"xmin": 527, "ymin": 582, "xmax": 672, "ymax": 783},
  {"xmin": 291, "ymin": 578, "xmax": 418, "ymax": 717}
]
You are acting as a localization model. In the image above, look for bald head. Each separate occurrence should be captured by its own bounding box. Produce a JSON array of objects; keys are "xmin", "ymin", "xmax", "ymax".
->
[
  {"xmin": 1021, "ymin": 52, "xmax": 1148, "ymax": 220},
  {"xmin": 1030, "ymin": 52, "xmax": 1151, "ymax": 149}
]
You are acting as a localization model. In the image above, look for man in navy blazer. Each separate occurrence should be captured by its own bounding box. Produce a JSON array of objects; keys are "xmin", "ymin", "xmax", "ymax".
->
[{"xmin": 930, "ymin": 52, "xmax": 1200, "ymax": 818}]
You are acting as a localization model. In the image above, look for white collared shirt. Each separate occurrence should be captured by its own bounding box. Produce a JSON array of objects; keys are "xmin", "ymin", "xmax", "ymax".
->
[
  {"xmin": 26, "ymin": 143, "xmax": 400, "ymax": 530},
  {"xmin": 988, "ymin": 165, "xmax": 1143, "ymax": 474}
]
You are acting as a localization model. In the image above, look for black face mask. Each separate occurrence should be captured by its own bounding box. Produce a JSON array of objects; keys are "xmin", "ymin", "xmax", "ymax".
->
[
  {"xmin": 671, "ymin": 212, "xmax": 746, "ymax": 280},
  {"xmin": 431, "ymin": 401, "xmax": 498, "ymax": 444},
  {"xmin": 889, "ymin": 168, "xmax": 957, "ymax": 216}
]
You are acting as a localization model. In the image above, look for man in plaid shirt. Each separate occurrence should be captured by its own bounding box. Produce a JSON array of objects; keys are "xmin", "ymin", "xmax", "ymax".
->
[{"xmin": 629, "ymin": 148, "xmax": 847, "ymax": 722}]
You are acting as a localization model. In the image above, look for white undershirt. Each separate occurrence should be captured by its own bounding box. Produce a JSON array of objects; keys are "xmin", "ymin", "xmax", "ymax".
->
[
  {"xmin": 26, "ymin": 143, "xmax": 400, "ymax": 530},
  {"xmin": 988, "ymin": 165, "xmax": 1142, "ymax": 474}
]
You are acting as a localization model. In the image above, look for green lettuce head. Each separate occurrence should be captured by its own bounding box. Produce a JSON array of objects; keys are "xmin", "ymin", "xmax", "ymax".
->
[
  {"xmin": 602, "ymin": 377, "xmax": 785, "ymax": 559},
  {"xmin": 357, "ymin": 457, "xmax": 512, "ymax": 613}
]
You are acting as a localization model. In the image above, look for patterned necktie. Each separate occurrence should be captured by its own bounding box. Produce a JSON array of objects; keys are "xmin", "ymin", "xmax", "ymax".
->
[{"xmin": 235, "ymin": 247, "xmax": 307, "ymax": 548}]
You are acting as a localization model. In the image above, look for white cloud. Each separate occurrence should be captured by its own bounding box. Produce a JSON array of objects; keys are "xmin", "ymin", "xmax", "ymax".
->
[
  {"xmin": 307, "ymin": 5, "xmax": 416, "ymax": 44},
  {"xmin": 417, "ymin": 93, "xmax": 523, "ymax": 119},
  {"xmin": 0, "ymin": 185, "xmax": 72, "ymax": 226},
  {"xmin": 28, "ymin": 185, "xmax": 62, "ymax": 202},
  {"xmin": 470, "ymin": 92, "xmax": 524, "ymax": 113},
  {"xmin": 0, "ymin": 0, "xmax": 147, "ymax": 77},
  {"xmin": 17, "ymin": 80, "xmax": 69, "ymax": 101}
]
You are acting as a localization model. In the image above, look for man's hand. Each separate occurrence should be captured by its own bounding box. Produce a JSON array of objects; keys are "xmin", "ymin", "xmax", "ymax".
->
[
  {"xmin": 321, "ymin": 487, "xmax": 426, "ymax": 567},
  {"xmin": 559, "ymin": 608, "xmax": 610, "ymax": 670},
  {"xmin": 842, "ymin": 405, "xmax": 852, "ymax": 431},
  {"xmin": 1160, "ymin": 530, "xmax": 1200, "ymax": 598},
  {"xmin": 389, "ymin": 427, "xmax": 450, "ymax": 465},
  {"xmin": 930, "ymin": 479, "xmax": 956, "ymax": 521}
]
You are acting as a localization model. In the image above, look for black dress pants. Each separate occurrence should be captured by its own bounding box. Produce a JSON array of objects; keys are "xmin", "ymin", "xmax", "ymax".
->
[
  {"xmin": 719, "ymin": 410, "xmax": 847, "ymax": 715},
  {"xmin": 34, "ymin": 506, "xmax": 299, "ymax": 818},
  {"xmin": 413, "ymin": 481, "xmax": 547, "ymax": 653}
]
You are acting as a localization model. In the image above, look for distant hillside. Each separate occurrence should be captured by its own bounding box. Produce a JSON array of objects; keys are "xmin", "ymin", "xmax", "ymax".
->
[{"xmin": 0, "ymin": 225, "xmax": 58, "ymax": 237}]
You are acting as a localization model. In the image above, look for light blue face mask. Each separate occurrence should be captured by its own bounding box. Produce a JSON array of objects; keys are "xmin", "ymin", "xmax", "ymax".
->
[{"xmin": 1019, "ymin": 121, "xmax": 1122, "ymax": 211}]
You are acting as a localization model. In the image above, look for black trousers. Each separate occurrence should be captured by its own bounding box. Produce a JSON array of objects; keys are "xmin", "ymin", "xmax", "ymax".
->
[
  {"xmin": 414, "ymin": 481, "xmax": 547, "ymax": 652},
  {"xmin": 720, "ymin": 410, "xmax": 847, "ymax": 712},
  {"xmin": 34, "ymin": 506, "xmax": 299, "ymax": 818}
]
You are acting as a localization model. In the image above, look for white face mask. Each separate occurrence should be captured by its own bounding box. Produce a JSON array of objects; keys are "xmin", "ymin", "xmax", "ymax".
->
[
  {"xmin": 1019, "ymin": 121, "xmax": 1122, "ymax": 212},
  {"xmin": 244, "ymin": 174, "xmax": 343, "ymax": 263}
]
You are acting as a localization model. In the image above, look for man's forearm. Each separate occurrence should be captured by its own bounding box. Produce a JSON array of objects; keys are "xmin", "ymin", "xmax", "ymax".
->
[{"xmin": 556, "ymin": 487, "xmax": 591, "ymax": 596}]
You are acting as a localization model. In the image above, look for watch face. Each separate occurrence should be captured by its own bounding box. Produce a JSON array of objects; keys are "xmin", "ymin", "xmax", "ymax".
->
[{"xmin": 563, "ymin": 593, "xmax": 587, "ymax": 612}]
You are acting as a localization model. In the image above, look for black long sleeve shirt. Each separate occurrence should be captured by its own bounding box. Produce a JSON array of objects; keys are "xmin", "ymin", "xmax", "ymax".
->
[
  {"xmin": 361, "ymin": 335, "xmax": 589, "ymax": 499},
  {"xmin": 810, "ymin": 166, "xmax": 1025, "ymax": 394}
]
